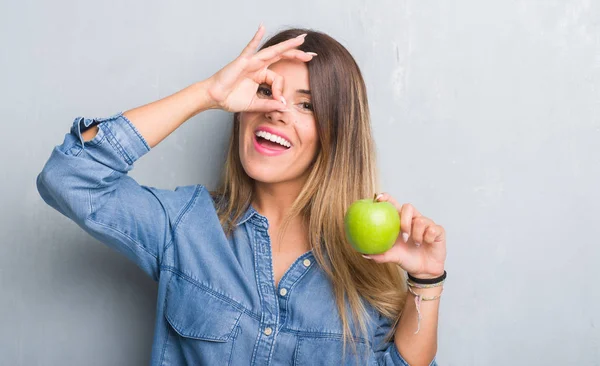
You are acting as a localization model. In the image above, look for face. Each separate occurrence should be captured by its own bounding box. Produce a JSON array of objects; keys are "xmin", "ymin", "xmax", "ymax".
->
[{"xmin": 239, "ymin": 59, "xmax": 319, "ymax": 185}]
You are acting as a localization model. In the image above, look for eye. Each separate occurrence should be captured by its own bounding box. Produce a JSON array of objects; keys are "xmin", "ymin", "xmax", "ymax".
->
[
  {"xmin": 300, "ymin": 102, "xmax": 313, "ymax": 111},
  {"xmin": 257, "ymin": 85, "xmax": 272, "ymax": 97}
]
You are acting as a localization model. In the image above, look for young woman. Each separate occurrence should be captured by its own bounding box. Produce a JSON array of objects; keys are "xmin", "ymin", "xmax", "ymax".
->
[{"xmin": 37, "ymin": 25, "xmax": 446, "ymax": 366}]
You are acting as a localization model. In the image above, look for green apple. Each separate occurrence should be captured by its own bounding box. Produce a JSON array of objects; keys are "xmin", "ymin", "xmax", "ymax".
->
[{"xmin": 344, "ymin": 194, "xmax": 401, "ymax": 255}]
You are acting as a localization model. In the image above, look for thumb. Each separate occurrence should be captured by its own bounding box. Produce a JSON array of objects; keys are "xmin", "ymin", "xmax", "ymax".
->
[
  {"xmin": 363, "ymin": 251, "xmax": 396, "ymax": 264},
  {"xmin": 362, "ymin": 246, "xmax": 400, "ymax": 264}
]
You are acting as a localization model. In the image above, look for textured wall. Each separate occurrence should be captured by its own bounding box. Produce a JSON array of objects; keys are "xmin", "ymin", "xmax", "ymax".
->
[{"xmin": 2, "ymin": 0, "xmax": 599, "ymax": 365}]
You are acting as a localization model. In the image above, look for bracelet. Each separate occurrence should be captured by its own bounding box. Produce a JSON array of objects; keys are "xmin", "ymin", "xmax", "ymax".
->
[
  {"xmin": 407, "ymin": 283, "xmax": 443, "ymax": 335},
  {"xmin": 407, "ymin": 279, "xmax": 445, "ymax": 289},
  {"xmin": 407, "ymin": 285, "xmax": 443, "ymax": 301},
  {"xmin": 407, "ymin": 270, "xmax": 447, "ymax": 285}
]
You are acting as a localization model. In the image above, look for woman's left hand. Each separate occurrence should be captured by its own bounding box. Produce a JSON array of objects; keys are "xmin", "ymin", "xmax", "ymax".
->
[{"xmin": 363, "ymin": 193, "xmax": 447, "ymax": 279}]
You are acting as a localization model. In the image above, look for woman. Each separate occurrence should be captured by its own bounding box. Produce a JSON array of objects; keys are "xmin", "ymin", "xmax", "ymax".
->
[{"xmin": 37, "ymin": 25, "xmax": 446, "ymax": 365}]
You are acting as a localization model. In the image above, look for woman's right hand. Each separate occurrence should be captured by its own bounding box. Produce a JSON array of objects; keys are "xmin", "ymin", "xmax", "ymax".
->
[{"xmin": 205, "ymin": 24, "xmax": 315, "ymax": 113}]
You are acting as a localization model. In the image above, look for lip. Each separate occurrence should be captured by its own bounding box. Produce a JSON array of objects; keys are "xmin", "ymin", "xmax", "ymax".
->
[
  {"xmin": 253, "ymin": 134, "xmax": 291, "ymax": 156},
  {"xmin": 254, "ymin": 126, "xmax": 293, "ymax": 147}
]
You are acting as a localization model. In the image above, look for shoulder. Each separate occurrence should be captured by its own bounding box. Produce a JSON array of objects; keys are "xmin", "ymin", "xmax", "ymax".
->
[{"xmin": 142, "ymin": 184, "xmax": 217, "ymax": 225}]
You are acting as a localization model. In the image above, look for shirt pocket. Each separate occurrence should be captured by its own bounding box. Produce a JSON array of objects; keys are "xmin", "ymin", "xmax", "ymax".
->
[
  {"xmin": 294, "ymin": 337, "xmax": 376, "ymax": 366},
  {"xmin": 163, "ymin": 273, "xmax": 243, "ymax": 365}
]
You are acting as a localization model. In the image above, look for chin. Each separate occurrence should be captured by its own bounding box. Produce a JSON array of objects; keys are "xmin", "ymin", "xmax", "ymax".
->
[
  {"xmin": 242, "ymin": 160, "xmax": 285, "ymax": 184},
  {"xmin": 243, "ymin": 159, "xmax": 310, "ymax": 185}
]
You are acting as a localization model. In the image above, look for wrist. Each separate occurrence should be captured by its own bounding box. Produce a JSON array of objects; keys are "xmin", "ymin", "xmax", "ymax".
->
[
  {"xmin": 407, "ymin": 269, "xmax": 445, "ymax": 280},
  {"xmin": 195, "ymin": 79, "xmax": 220, "ymax": 112},
  {"xmin": 408, "ymin": 285, "xmax": 443, "ymax": 297}
]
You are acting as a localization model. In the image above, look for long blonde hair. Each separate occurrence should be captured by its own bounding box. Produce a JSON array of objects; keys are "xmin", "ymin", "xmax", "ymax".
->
[{"xmin": 211, "ymin": 28, "xmax": 407, "ymax": 352}]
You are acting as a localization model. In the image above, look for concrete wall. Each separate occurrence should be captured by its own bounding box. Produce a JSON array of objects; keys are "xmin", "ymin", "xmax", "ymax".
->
[{"xmin": 2, "ymin": 0, "xmax": 598, "ymax": 364}]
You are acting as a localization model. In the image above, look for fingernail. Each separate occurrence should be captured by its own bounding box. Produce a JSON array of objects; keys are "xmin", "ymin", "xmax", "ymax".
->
[
  {"xmin": 306, "ymin": 52, "xmax": 318, "ymax": 56},
  {"xmin": 361, "ymin": 255, "xmax": 372, "ymax": 260},
  {"xmin": 402, "ymin": 232, "xmax": 409, "ymax": 243},
  {"xmin": 375, "ymin": 193, "xmax": 384, "ymax": 201},
  {"xmin": 280, "ymin": 96, "xmax": 287, "ymax": 105},
  {"xmin": 258, "ymin": 22, "xmax": 263, "ymax": 30},
  {"xmin": 415, "ymin": 242, "xmax": 421, "ymax": 247},
  {"xmin": 296, "ymin": 33, "xmax": 307, "ymax": 39}
]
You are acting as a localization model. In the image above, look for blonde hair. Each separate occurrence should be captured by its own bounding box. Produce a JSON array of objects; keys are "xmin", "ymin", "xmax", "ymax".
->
[{"xmin": 210, "ymin": 28, "xmax": 407, "ymax": 356}]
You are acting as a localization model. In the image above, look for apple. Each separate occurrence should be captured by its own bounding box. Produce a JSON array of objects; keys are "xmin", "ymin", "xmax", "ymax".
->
[{"xmin": 344, "ymin": 194, "xmax": 401, "ymax": 255}]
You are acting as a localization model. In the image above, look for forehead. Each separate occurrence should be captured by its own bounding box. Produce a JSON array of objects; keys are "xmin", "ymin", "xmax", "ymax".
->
[{"xmin": 267, "ymin": 59, "xmax": 310, "ymax": 87}]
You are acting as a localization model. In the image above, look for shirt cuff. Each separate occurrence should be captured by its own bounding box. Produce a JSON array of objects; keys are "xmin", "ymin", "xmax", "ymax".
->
[{"xmin": 70, "ymin": 112, "xmax": 150, "ymax": 165}]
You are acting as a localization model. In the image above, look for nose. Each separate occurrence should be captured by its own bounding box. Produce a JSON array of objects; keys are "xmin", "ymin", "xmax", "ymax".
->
[{"xmin": 264, "ymin": 109, "xmax": 290, "ymax": 124}]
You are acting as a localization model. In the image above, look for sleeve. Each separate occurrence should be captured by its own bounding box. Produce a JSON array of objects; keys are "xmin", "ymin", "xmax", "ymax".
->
[
  {"xmin": 36, "ymin": 112, "xmax": 199, "ymax": 281},
  {"xmin": 373, "ymin": 312, "xmax": 438, "ymax": 366}
]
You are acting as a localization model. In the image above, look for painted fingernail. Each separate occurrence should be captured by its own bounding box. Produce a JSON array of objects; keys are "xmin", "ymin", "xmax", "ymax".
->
[
  {"xmin": 296, "ymin": 33, "xmax": 307, "ymax": 39},
  {"xmin": 361, "ymin": 255, "xmax": 372, "ymax": 260},
  {"xmin": 306, "ymin": 52, "xmax": 318, "ymax": 56},
  {"xmin": 280, "ymin": 96, "xmax": 287, "ymax": 105},
  {"xmin": 402, "ymin": 232, "xmax": 409, "ymax": 243}
]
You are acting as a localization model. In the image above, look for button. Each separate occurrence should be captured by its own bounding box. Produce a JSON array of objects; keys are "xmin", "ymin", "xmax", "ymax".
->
[
  {"xmin": 279, "ymin": 288, "xmax": 288, "ymax": 296},
  {"xmin": 264, "ymin": 327, "xmax": 273, "ymax": 336},
  {"xmin": 303, "ymin": 259, "xmax": 311, "ymax": 267}
]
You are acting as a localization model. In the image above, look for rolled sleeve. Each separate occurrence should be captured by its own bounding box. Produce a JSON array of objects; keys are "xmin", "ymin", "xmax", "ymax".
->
[
  {"xmin": 70, "ymin": 112, "xmax": 150, "ymax": 167},
  {"xmin": 36, "ymin": 112, "xmax": 196, "ymax": 281}
]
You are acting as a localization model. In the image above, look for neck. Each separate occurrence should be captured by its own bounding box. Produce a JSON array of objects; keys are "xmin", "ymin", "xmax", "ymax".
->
[{"xmin": 252, "ymin": 177, "xmax": 306, "ymax": 228}]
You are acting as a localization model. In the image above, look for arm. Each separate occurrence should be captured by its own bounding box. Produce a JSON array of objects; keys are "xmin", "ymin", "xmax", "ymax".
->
[
  {"xmin": 37, "ymin": 25, "xmax": 313, "ymax": 279},
  {"xmin": 81, "ymin": 80, "xmax": 215, "ymax": 147},
  {"xmin": 81, "ymin": 24, "xmax": 314, "ymax": 147},
  {"xmin": 372, "ymin": 298, "xmax": 440, "ymax": 366},
  {"xmin": 36, "ymin": 112, "xmax": 200, "ymax": 280},
  {"xmin": 366, "ymin": 194, "xmax": 447, "ymax": 366},
  {"xmin": 37, "ymin": 72, "xmax": 219, "ymax": 281},
  {"xmin": 394, "ymin": 286, "xmax": 442, "ymax": 365}
]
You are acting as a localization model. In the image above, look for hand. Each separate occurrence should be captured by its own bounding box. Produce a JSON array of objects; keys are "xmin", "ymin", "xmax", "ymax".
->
[
  {"xmin": 205, "ymin": 24, "xmax": 315, "ymax": 112},
  {"xmin": 364, "ymin": 193, "xmax": 447, "ymax": 279}
]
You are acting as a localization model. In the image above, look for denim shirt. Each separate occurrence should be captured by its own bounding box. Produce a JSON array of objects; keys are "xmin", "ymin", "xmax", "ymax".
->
[{"xmin": 36, "ymin": 113, "xmax": 437, "ymax": 366}]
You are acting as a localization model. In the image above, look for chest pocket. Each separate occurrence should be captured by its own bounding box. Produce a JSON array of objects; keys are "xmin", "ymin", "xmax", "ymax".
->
[
  {"xmin": 294, "ymin": 337, "xmax": 376, "ymax": 366},
  {"xmin": 163, "ymin": 273, "xmax": 243, "ymax": 365}
]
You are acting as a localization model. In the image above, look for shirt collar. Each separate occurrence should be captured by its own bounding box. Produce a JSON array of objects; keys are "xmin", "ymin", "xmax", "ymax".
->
[{"xmin": 235, "ymin": 203, "xmax": 258, "ymax": 226}]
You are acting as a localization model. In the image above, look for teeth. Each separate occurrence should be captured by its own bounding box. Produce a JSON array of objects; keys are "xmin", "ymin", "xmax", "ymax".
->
[{"xmin": 255, "ymin": 130, "xmax": 291, "ymax": 148}]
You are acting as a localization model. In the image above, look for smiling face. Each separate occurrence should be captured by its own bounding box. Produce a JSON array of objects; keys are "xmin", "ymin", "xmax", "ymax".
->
[{"xmin": 238, "ymin": 59, "xmax": 320, "ymax": 185}]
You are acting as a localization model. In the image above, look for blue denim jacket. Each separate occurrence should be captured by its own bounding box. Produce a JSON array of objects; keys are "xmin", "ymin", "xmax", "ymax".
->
[{"xmin": 36, "ymin": 113, "xmax": 437, "ymax": 366}]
